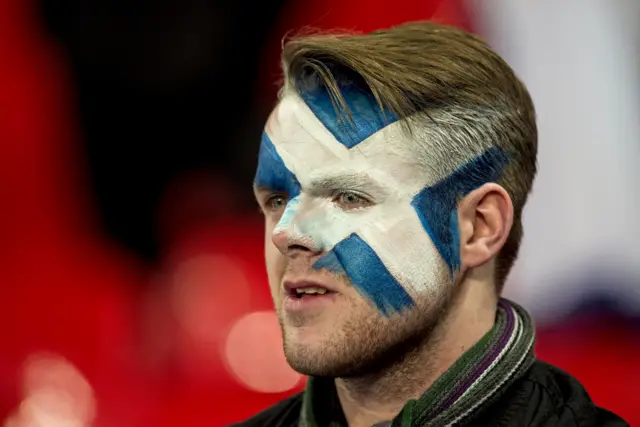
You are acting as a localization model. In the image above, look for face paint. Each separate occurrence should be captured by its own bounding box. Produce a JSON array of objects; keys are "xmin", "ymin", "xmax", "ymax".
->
[
  {"xmin": 255, "ymin": 86, "xmax": 509, "ymax": 316},
  {"xmin": 412, "ymin": 147, "xmax": 509, "ymax": 272},
  {"xmin": 299, "ymin": 84, "xmax": 396, "ymax": 148},
  {"xmin": 255, "ymin": 132, "xmax": 301, "ymax": 198}
]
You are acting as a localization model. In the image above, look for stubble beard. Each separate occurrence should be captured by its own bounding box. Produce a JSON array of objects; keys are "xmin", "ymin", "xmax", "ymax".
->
[{"xmin": 278, "ymin": 276, "xmax": 457, "ymax": 379}]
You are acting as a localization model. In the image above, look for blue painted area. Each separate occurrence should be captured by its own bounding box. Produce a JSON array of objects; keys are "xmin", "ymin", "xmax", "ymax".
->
[
  {"xmin": 299, "ymin": 85, "xmax": 398, "ymax": 148},
  {"xmin": 277, "ymin": 196, "xmax": 300, "ymax": 230},
  {"xmin": 411, "ymin": 147, "xmax": 510, "ymax": 273},
  {"xmin": 254, "ymin": 132, "xmax": 301, "ymax": 198},
  {"xmin": 312, "ymin": 249, "xmax": 343, "ymax": 274},
  {"xmin": 313, "ymin": 234, "xmax": 415, "ymax": 316}
]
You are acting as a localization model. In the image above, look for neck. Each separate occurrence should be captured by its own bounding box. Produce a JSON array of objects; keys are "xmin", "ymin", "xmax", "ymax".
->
[{"xmin": 335, "ymin": 278, "xmax": 498, "ymax": 427}]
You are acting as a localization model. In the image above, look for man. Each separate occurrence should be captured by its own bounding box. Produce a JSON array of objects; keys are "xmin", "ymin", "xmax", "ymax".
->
[{"xmin": 240, "ymin": 21, "xmax": 629, "ymax": 427}]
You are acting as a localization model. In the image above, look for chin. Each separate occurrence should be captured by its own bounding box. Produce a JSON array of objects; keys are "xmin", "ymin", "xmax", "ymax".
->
[
  {"xmin": 284, "ymin": 345, "xmax": 379, "ymax": 378},
  {"xmin": 282, "ymin": 330, "xmax": 379, "ymax": 378},
  {"xmin": 282, "ymin": 324, "xmax": 326, "ymax": 354},
  {"xmin": 281, "ymin": 328, "xmax": 343, "ymax": 376},
  {"xmin": 284, "ymin": 348, "xmax": 350, "ymax": 377}
]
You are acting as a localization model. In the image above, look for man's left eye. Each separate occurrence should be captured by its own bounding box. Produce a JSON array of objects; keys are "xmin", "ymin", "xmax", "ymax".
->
[{"xmin": 335, "ymin": 192, "xmax": 372, "ymax": 210}]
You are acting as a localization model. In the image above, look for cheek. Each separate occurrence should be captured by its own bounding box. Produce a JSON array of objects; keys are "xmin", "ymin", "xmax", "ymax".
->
[
  {"xmin": 264, "ymin": 219, "xmax": 285, "ymax": 290},
  {"xmin": 264, "ymin": 217, "xmax": 275, "ymax": 249},
  {"xmin": 297, "ymin": 207, "xmax": 354, "ymax": 250},
  {"xmin": 370, "ymin": 209, "xmax": 447, "ymax": 294},
  {"xmin": 310, "ymin": 204, "xmax": 447, "ymax": 316}
]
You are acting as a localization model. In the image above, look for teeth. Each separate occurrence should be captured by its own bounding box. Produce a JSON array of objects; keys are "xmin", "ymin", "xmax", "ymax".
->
[{"xmin": 295, "ymin": 287, "xmax": 328, "ymax": 295}]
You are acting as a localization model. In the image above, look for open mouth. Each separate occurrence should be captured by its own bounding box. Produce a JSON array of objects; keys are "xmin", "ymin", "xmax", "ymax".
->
[{"xmin": 287, "ymin": 286, "xmax": 334, "ymax": 299}]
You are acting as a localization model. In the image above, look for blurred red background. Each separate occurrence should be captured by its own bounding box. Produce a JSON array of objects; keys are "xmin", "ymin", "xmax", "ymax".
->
[{"xmin": 0, "ymin": 0, "xmax": 637, "ymax": 426}]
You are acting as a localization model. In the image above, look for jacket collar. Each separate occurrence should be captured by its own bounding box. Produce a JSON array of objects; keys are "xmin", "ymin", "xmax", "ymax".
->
[{"xmin": 299, "ymin": 299, "xmax": 536, "ymax": 427}]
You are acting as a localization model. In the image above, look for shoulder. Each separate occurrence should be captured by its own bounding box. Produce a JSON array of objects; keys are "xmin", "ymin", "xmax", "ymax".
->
[
  {"xmin": 473, "ymin": 360, "xmax": 630, "ymax": 427},
  {"xmin": 525, "ymin": 361, "xmax": 628, "ymax": 426},
  {"xmin": 228, "ymin": 393, "xmax": 303, "ymax": 427}
]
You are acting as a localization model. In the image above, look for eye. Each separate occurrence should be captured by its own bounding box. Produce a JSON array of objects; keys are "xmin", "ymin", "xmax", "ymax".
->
[
  {"xmin": 265, "ymin": 194, "xmax": 288, "ymax": 212},
  {"xmin": 334, "ymin": 191, "xmax": 372, "ymax": 210}
]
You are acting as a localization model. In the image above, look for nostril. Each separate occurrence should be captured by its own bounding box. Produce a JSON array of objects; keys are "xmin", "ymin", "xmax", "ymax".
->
[
  {"xmin": 275, "ymin": 234, "xmax": 323, "ymax": 256},
  {"xmin": 288, "ymin": 244, "xmax": 311, "ymax": 252}
]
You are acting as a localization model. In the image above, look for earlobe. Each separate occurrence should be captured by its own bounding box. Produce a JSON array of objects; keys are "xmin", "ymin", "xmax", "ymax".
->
[{"xmin": 458, "ymin": 184, "xmax": 514, "ymax": 270}]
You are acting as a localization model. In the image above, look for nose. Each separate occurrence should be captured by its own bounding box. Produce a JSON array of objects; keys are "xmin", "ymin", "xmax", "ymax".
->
[
  {"xmin": 272, "ymin": 227, "xmax": 322, "ymax": 257},
  {"xmin": 271, "ymin": 196, "xmax": 324, "ymax": 257}
]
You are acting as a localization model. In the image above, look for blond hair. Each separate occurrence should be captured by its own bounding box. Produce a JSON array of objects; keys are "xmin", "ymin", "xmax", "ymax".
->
[{"xmin": 279, "ymin": 21, "xmax": 537, "ymax": 291}]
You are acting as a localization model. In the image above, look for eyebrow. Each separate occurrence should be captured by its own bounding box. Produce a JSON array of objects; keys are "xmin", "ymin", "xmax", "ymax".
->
[
  {"xmin": 253, "ymin": 173, "xmax": 388, "ymax": 198},
  {"xmin": 253, "ymin": 184, "xmax": 269, "ymax": 193},
  {"xmin": 307, "ymin": 173, "xmax": 387, "ymax": 195},
  {"xmin": 253, "ymin": 185, "xmax": 273, "ymax": 201}
]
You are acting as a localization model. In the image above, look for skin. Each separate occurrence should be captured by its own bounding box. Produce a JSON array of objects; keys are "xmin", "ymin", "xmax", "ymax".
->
[{"xmin": 254, "ymin": 94, "xmax": 514, "ymax": 427}]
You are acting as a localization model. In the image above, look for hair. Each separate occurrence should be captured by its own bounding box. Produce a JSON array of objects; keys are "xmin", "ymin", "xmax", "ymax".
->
[{"xmin": 278, "ymin": 21, "xmax": 538, "ymax": 293}]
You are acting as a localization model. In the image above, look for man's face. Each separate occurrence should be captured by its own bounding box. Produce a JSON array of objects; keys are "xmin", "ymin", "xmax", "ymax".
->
[{"xmin": 254, "ymin": 91, "xmax": 455, "ymax": 377}]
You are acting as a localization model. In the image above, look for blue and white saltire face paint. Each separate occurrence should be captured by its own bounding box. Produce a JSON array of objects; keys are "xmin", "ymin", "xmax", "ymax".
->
[{"xmin": 255, "ymin": 86, "xmax": 508, "ymax": 317}]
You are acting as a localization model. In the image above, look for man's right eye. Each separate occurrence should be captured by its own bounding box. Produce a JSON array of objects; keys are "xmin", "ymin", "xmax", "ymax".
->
[{"xmin": 266, "ymin": 195, "xmax": 288, "ymax": 212}]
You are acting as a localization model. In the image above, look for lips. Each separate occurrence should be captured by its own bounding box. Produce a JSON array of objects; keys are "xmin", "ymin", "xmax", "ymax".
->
[
  {"xmin": 282, "ymin": 281, "xmax": 338, "ymax": 313},
  {"xmin": 284, "ymin": 280, "xmax": 336, "ymax": 297}
]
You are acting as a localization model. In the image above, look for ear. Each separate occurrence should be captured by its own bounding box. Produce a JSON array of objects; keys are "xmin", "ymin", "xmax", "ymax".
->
[{"xmin": 457, "ymin": 183, "xmax": 514, "ymax": 270}]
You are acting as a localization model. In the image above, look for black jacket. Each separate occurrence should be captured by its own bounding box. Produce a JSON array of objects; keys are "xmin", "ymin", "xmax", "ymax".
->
[{"xmin": 231, "ymin": 361, "xmax": 629, "ymax": 427}]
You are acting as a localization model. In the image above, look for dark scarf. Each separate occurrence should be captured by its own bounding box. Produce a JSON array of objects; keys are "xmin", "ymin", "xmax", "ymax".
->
[{"xmin": 299, "ymin": 299, "xmax": 536, "ymax": 427}]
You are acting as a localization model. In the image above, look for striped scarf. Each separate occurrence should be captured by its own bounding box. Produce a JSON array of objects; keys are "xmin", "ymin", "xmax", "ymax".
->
[{"xmin": 299, "ymin": 299, "xmax": 536, "ymax": 427}]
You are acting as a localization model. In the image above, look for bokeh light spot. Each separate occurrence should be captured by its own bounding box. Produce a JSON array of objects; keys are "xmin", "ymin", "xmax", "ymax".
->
[
  {"xmin": 9, "ymin": 352, "xmax": 96, "ymax": 427},
  {"xmin": 171, "ymin": 254, "xmax": 251, "ymax": 345},
  {"xmin": 224, "ymin": 311, "xmax": 302, "ymax": 393}
]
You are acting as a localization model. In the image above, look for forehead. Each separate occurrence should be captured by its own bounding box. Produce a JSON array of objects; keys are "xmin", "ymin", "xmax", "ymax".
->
[
  {"xmin": 266, "ymin": 92, "xmax": 430, "ymax": 192},
  {"xmin": 257, "ymin": 90, "xmax": 511, "ymax": 278}
]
